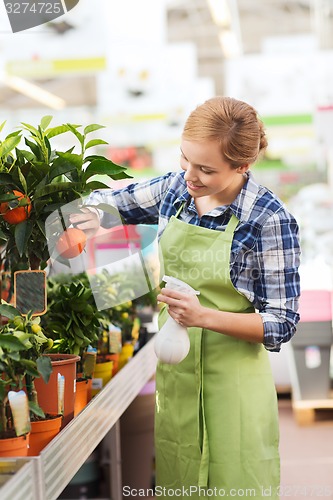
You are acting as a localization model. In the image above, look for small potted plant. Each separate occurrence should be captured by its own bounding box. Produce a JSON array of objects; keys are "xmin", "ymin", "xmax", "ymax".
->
[
  {"xmin": 40, "ymin": 272, "xmax": 108, "ymax": 412},
  {"xmin": 0, "ymin": 302, "xmax": 53, "ymax": 456}
]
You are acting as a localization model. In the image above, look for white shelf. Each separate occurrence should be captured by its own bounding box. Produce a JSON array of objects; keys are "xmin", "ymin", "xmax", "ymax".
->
[
  {"xmin": 0, "ymin": 458, "xmax": 41, "ymax": 500},
  {"xmin": 0, "ymin": 337, "xmax": 157, "ymax": 500}
]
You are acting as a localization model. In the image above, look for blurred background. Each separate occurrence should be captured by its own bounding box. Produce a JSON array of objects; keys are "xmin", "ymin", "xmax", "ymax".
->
[{"xmin": 1, "ymin": 0, "xmax": 333, "ymax": 497}]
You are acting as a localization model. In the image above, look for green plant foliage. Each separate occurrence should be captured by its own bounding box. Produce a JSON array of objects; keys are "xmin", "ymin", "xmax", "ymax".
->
[
  {"xmin": 0, "ymin": 116, "xmax": 132, "ymax": 281},
  {"xmin": 0, "ymin": 303, "xmax": 52, "ymax": 433},
  {"xmin": 42, "ymin": 275, "xmax": 105, "ymax": 357},
  {"xmin": 42, "ymin": 269, "xmax": 158, "ymax": 362}
]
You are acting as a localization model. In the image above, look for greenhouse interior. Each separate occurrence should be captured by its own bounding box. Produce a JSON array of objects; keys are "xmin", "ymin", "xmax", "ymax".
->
[{"xmin": 0, "ymin": 0, "xmax": 333, "ymax": 499}]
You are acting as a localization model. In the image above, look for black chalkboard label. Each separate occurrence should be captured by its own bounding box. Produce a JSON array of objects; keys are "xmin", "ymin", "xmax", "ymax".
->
[{"xmin": 14, "ymin": 270, "xmax": 47, "ymax": 316}]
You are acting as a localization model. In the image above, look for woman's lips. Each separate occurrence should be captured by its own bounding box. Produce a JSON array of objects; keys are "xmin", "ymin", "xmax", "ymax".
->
[{"xmin": 187, "ymin": 182, "xmax": 204, "ymax": 191}]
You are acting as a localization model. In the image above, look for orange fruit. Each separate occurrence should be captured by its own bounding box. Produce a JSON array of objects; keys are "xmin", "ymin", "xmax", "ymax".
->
[
  {"xmin": 56, "ymin": 227, "xmax": 87, "ymax": 259},
  {"xmin": 0, "ymin": 190, "xmax": 32, "ymax": 225}
]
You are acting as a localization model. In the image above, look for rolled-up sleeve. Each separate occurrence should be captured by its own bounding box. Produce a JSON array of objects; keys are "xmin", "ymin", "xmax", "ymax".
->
[
  {"xmin": 234, "ymin": 208, "xmax": 301, "ymax": 352},
  {"xmin": 85, "ymin": 172, "xmax": 176, "ymax": 227},
  {"xmin": 254, "ymin": 210, "xmax": 301, "ymax": 351}
]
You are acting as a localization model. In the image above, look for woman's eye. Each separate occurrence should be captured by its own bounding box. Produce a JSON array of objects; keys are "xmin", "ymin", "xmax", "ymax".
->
[{"xmin": 200, "ymin": 168, "xmax": 212, "ymax": 174}]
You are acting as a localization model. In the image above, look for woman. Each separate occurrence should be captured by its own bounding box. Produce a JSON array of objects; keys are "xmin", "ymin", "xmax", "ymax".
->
[{"xmin": 73, "ymin": 97, "xmax": 301, "ymax": 498}]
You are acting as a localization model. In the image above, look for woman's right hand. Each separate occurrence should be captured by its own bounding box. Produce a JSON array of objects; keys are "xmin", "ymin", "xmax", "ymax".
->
[{"xmin": 69, "ymin": 207, "xmax": 101, "ymax": 239}]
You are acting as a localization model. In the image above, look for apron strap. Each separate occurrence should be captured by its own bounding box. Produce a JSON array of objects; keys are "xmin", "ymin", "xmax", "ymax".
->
[
  {"xmin": 224, "ymin": 213, "xmax": 240, "ymax": 235},
  {"xmin": 175, "ymin": 202, "xmax": 240, "ymax": 235},
  {"xmin": 175, "ymin": 201, "xmax": 186, "ymax": 218}
]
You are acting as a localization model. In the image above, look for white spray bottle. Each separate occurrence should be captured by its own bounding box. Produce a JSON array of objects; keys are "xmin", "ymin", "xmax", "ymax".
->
[{"xmin": 154, "ymin": 275, "xmax": 200, "ymax": 364}]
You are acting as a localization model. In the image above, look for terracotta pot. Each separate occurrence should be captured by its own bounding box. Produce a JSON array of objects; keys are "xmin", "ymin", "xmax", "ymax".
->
[
  {"xmin": 0, "ymin": 433, "xmax": 30, "ymax": 457},
  {"xmin": 105, "ymin": 353, "xmax": 119, "ymax": 377},
  {"xmin": 74, "ymin": 378, "xmax": 92, "ymax": 416},
  {"xmin": 34, "ymin": 354, "xmax": 80, "ymax": 428},
  {"xmin": 28, "ymin": 415, "xmax": 63, "ymax": 456},
  {"xmin": 91, "ymin": 360, "xmax": 113, "ymax": 397}
]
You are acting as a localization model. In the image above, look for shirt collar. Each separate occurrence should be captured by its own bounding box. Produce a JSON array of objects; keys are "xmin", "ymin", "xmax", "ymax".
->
[
  {"xmin": 172, "ymin": 170, "xmax": 260, "ymax": 221},
  {"xmin": 229, "ymin": 171, "xmax": 260, "ymax": 222},
  {"xmin": 173, "ymin": 172, "xmax": 191, "ymax": 211}
]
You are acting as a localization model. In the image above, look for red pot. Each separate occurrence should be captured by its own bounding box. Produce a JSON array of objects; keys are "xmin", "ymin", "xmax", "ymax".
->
[
  {"xmin": 34, "ymin": 354, "xmax": 80, "ymax": 428},
  {"xmin": 28, "ymin": 415, "xmax": 63, "ymax": 456}
]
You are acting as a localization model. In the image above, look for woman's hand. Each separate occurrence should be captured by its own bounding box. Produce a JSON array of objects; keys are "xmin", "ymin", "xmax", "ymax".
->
[
  {"xmin": 69, "ymin": 207, "xmax": 101, "ymax": 239},
  {"xmin": 157, "ymin": 288, "xmax": 207, "ymax": 328}
]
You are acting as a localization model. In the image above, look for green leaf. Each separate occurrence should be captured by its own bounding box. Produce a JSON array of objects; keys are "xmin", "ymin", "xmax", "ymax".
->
[
  {"xmin": 33, "ymin": 181, "xmax": 82, "ymax": 199},
  {"xmin": 80, "ymin": 288, "xmax": 93, "ymax": 301},
  {"xmin": 0, "ymin": 120, "xmax": 6, "ymax": 134},
  {"xmin": 30, "ymin": 134, "xmax": 45, "ymax": 153},
  {"xmin": 17, "ymin": 167, "xmax": 27, "ymax": 193},
  {"xmin": 72, "ymin": 325, "xmax": 86, "ymax": 341},
  {"xmin": 55, "ymin": 151, "xmax": 83, "ymax": 170},
  {"xmin": 70, "ymin": 299, "xmax": 87, "ymax": 312},
  {"xmin": 7, "ymin": 351, "xmax": 21, "ymax": 360},
  {"xmin": 66, "ymin": 124, "xmax": 84, "ymax": 147},
  {"xmin": 47, "ymin": 156, "xmax": 78, "ymax": 182},
  {"xmin": 21, "ymin": 122, "xmax": 39, "ymax": 137},
  {"xmin": 6, "ymin": 130, "xmax": 22, "ymax": 139},
  {"xmin": 20, "ymin": 359, "xmax": 40, "ymax": 377},
  {"xmin": 82, "ymin": 159, "xmax": 129, "ymax": 182},
  {"xmin": 73, "ymin": 345, "xmax": 80, "ymax": 355},
  {"xmin": 85, "ymin": 181, "xmax": 112, "ymax": 190},
  {"xmin": 45, "ymin": 124, "xmax": 80, "ymax": 139},
  {"xmin": 0, "ymin": 173, "xmax": 16, "ymax": 186},
  {"xmin": 36, "ymin": 356, "xmax": 52, "ymax": 384},
  {"xmin": 84, "ymin": 154, "xmax": 126, "ymax": 165},
  {"xmin": 44, "ymin": 135, "xmax": 52, "ymax": 162},
  {"xmin": 0, "ymin": 334, "xmax": 27, "ymax": 351},
  {"xmin": 20, "ymin": 359, "xmax": 36, "ymax": 368},
  {"xmin": 0, "ymin": 303, "xmax": 21, "ymax": 319},
  {"xmin": 18, "ymin": 149, "xmax": 35, "ymax": 162},
  {"xmin": 85, "ymin": 139, "xmax": 109, "ymax": 149},
  {"xmin": 107, "ymin": 171, "xmax": 133, "ymax": 180},
  {"xmin": 29, "ymin": 401, "xmax": 45, "ymax": 418},
  {"xmin": 84, "ymin": 124, "xmax": 105, "ymax": 135},
  {"xmin": 14, "ymin": 219, "xmax": 34, "ymax": 257},
  {"xmin": 0, "ymin": 192, "xmax": 20, "ymax": 202},
  {"xmin": 24, "ymin": 138, "xmax": 41, "ymax": 159},
  {"xmin": 36, "ymin": 219, "xmax": 46, "ymax": 237},
  {"xmin": 0, "ymin": 135, "xmax": 22, "ymax": 158},
  {"xmin": 40, "ymin": 116, "xmax": 53, "ymax": 130}
]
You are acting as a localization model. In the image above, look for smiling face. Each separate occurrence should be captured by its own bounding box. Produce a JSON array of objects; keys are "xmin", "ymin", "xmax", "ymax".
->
[{"xmin": 180, "ymin": 139, "xmax": 249, "ymax": 205}]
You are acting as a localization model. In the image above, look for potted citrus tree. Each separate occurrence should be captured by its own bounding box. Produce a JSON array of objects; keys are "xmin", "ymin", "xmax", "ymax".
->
[{"xmin": 0, "ymin": 116, "xmax": 131, "ymax": 290}]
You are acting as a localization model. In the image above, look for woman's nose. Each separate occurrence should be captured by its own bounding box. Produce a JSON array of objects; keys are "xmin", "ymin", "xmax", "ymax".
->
[{"xmin": 184, "ymin": 164, "xmax": 196, "ymax": 181}]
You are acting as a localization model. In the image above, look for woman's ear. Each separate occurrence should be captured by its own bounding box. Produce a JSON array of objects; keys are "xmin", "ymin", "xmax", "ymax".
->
[{"xmin": 237, "ymin": 164, "xmax": 250, "ymax": 174}]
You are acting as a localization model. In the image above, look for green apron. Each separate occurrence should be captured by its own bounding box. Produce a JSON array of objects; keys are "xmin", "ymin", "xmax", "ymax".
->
[{"xmin": 155, "ymin": 206, "xmax": 280, "ymax": 499}]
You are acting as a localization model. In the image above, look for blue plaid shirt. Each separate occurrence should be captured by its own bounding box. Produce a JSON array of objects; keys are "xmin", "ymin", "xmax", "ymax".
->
[{"xmin": 88, "ymin": 170, "xmax": 301, "ymax": 352}]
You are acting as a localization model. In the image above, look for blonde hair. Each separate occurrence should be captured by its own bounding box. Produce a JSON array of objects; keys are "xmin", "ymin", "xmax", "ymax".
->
[{"xmin": 182, "ymin": 96, "xmax": 267, "ymax": 168}]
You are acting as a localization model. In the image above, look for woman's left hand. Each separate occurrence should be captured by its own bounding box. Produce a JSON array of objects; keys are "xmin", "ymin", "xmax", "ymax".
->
[{"xmin": 157, "ymin": 288, "xmax": 206, "ymax": 328}]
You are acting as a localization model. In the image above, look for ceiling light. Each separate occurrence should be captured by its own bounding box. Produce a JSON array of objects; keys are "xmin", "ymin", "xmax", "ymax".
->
[
  {"xmin": 207, "ymin": 0, "xmax": 231, "ymax": 27},
  {"xmin": 219, "ymin": 29, "xmax": 242, "ymax": 58},
  {"xmin": 1, "ymin": 74, "xmax": 66, "ymax": 110}
]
